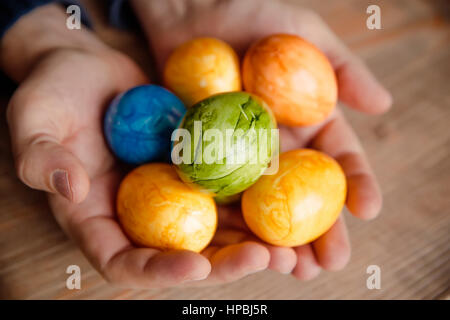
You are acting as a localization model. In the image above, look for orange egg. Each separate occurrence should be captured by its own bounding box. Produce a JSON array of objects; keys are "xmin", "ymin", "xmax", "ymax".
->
[
  {"xmin": 164, "ymin": 37, "xmax": 241, "ymax": 106},
  {"xmin": 242, "ymin": 149, "xmax": 346, "ymax": 247},
  {"xmin": 117, "ymin": 163, "xmax": 217, "ymax": 252},
  {"xmin": 242, "ymin": 34, "xmax": 337, "ymax": 126}
]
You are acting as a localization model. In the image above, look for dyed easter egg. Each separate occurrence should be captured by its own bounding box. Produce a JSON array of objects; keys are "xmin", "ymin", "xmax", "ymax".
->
[
  {"xmin": 242, "ymin": 149, "xmax": 346, "ymax": 247},
  {"xmin": 117, "ymin": 163, "xmax": 217, "ymax": 252},
  {"xmin": 243, "ymin": 34, "xmax": 337, "ymax": 126},
  {"xmin": 104, "ymin": 85, "xmax": 186, "ymax": 164},
  {"xmin": 164, "ymin": 37, "xmax": 241, "ymax": 106},
  {"xmin": 172, "ymin": 92, "xmax": 278, "ymax": 200}
]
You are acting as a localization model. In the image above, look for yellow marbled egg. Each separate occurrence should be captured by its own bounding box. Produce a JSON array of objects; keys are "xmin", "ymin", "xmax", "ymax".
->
[
  {"xmin": 117, "ymin": 163, "xmax": 217, "ymax": 252},
  {"xmin": 164, "ymin": 37, "xmax": 241, "ymax": 106},
  {"xmin": 242, "ymin": 149, "xmax": 346, "ymax": 247}
]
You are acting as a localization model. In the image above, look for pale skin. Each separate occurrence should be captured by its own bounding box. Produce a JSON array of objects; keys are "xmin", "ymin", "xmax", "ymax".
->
[{"xmin": 1, "ymin": 1, "xmax": 391, "ymax": 288}]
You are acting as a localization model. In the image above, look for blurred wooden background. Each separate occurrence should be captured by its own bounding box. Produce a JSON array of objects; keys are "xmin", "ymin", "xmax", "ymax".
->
[{"xmin": 0, "ymin": 0, "xmax": 449, "ymax": 299}]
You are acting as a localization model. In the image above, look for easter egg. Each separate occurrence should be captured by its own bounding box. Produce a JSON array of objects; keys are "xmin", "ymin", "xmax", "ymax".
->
[
  {"xmin": 242, "ymin": 34, "xmax": 337, "ymax": 126},
  {"xmin": 104, "ymin": 85, "xmax": 186, "ymax": 164},
  {"xmin": 242, "ymin": 149, "xmax": 346, "ymax": 247},
  {"xmin": 164, "ymin": 37, "xmax": 241, "ymax": 106},
  {"xmin": 172, "ymin": 92, "xmax": 278, "ymax": 199},
  {"xmin": 117, "ymin": 163, "xmax": 217, "ymax": 252}
]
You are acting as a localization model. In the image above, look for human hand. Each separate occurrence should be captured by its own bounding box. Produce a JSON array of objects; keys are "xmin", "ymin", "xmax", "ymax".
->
[
  {"xmin": 132, "ymin": 0, "xmax": 392, "ymax": 281},
  {"xmin": 9, "ymin": 48, "xmax": 282, "ymax": 287},
  {"xmin": 2, "ymin": 5, "xmax": 214, "ymax": 288}
]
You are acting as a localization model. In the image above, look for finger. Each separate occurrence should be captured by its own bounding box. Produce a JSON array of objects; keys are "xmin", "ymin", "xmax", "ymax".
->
[
  {"xmin": 265, "ymin": 245, "xmax": 297, "ymax": 274},
  {"xmin": 292, "ymin": 244, "xmax": 321, "ymax": 281},
  {"xmin": 105, "ymin": 247, "xmax": 211, "ymax": 288},
  {"xmin": 49, "ymin": 172, "xmax": 210, "ymax": 289},
  {"xmin": 337, "ymin": 152, "xmax": 383, "ymax": 220},
  {"xmin": 7, "ymin": 88, "xmax": 90, "ymax": 203},
  {"xmin": 311, "ymin": 111, "xmax": 382, "ymax": 220},
  {"xmin": 202, "ymin": 241, "xmax": 270, "ymax": 285},
  {"xmin": 295, "ymin": 11, "xmax": 392, "ymax": 114},
  {"xmin": 211, "ymin": 228, "xmax": 297, "ymax": 274},
  {"xmin": 335, "ymin": 54, "xmax": 392, "ymax": 114},
  {"xmin": 14, "ymin": 135, "xmax": 90, "ymax": 203},
  {"xmin": 312, "ymin": 215, "xmax": 351, "ymax": 271}
]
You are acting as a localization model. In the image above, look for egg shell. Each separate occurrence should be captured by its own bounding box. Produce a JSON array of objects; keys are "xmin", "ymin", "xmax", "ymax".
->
[
  {"xmin": 242, "ymin": 149, "xmax": 346, "ymax": 247},
  {"xmin": 243, "ymin": 34, "xmax": 337, "ymax": 126},
  {"xmin": 164, "ymin": 37, "xmax": 241, "ymax": 106},
  {"xmin": 104, "ymin": 85, "xmax": 186, "ymax": 164},
  {"xmin": 174, "ymin": 92, "xmax": 278, "ymax": 198},
  {"xmin": 117, "ymin": 163, "xmax": 217, "ymax": 252}
]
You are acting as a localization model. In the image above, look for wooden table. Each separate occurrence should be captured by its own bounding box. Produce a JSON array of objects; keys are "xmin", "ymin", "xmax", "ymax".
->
[{"xmin": 0, "ymin": 0, "xmax": 449, "ymax": 299}]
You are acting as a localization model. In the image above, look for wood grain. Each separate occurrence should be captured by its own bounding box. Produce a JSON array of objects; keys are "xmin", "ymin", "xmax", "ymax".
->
[{"xmin": 0, "ymin": 0, "xmax": 449, "ymax": 299}]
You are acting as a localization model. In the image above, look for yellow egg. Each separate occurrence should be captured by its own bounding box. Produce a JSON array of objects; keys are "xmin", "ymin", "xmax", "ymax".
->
[
  {"xmin": 117, "ymin": 163, "xmax": 217, "ymax": 252},
  {"xmin": 242, "ymin": 149, "xmax": 346, "ymax": 247},
  {"xmin": 164, "ymin": 37, "xmax": 241, "ymax": 106}
]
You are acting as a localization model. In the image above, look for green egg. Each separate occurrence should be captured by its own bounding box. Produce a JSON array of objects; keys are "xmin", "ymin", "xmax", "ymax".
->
[{"xmin": 172, "ymin": 92, "xmax": 278, "ymax": 199}]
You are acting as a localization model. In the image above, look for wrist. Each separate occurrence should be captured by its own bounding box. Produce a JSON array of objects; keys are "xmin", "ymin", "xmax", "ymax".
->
[{"xmin": 0, "ymin": 3, "xmax": 108, "ymax": 82}]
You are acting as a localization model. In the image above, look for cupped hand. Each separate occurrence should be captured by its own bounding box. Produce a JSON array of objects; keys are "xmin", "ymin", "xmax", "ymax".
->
[
  {"xmin": 132, "ymin": 0, "xmax": 392, "ymax": 282},
  {"xmin": 7, "ymin": 48, "xmax": 210, "ymax": 288},
  {"xmin": 6, "ymin": 0, "xmax": 393, "ymax": 288},
  {"xmin": 7, "ymin": 46, "xmax": 280, "ymax": 288}
]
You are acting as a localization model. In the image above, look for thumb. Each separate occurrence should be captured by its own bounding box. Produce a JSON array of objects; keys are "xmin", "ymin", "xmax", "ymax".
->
[{"xmin": 15, "ymin": 135, "xmax": 90, "ymax": 203}]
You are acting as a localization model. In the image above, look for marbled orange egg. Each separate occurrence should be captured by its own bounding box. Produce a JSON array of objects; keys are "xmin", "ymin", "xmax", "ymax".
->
[
  {"xmin": 164, "ymin": 37, "xmax": 241, "ymax": 106},
  {"xmin": 117, "ymin": 163, "xmax": 217, "ymax": 252},
  {"xmin": 242, "ymin": 34, "xmax": 337, "ymax": 126},
  {"xmin": 242, "ymin": 149, "xmax": 346, "ymax": 247}
]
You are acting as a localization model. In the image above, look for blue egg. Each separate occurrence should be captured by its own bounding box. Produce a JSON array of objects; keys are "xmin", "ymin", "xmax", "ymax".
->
[{"xmin": 104, "ymin": 85, "xmax": 186, "ymax": 164}]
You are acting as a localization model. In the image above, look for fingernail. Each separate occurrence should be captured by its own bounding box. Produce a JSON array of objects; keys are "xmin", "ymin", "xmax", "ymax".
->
[
  {"xmin": 246, "ymin": 265, "xmax": 267, "ymax": 276},
  {"xmin": 193, "ymin": 273, "xmax": 209, "ymax": 281},
  {"xmin": 183, "ymin": 274, "xmax": 208, "ymax": 283},
  {"xmin": 181, "ymin": 272, "xmax": 209, "ymax": 284},
  {"xmin": 280, "ymin": 269, "xmax": 293, "ymax": 275},
  {"xmin": 52, "ymin": 170, "xmax": 73, "ymax": 201}
]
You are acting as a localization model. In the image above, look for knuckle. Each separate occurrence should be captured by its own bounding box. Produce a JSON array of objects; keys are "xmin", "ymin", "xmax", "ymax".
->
[
  {"xmin": 101, "ymin": 268, "xmax": 117, "ymax": 285},
  {"xmin": 99, "ymin": 248, "xmax": 132, "ymax": 288},
  {"xmin": 6, "ymin": 90, "xmax": 26, "ymax": 126},
  {"xmin": 14, "ymin": 150, "xmax": 29, "ymax": 184},
  {"xmin": 6, "ymin": 87, "xmax": 46, "ymax": 131},
  {"xmin": 101, "ymin": 265, "xmax": 138, "ymax": 289},
  {"xmin": 15, "ymin": 158, "xmax": 25, "ymax": 182},
  {"xmin": 100, "ymin": 260, "xmax": 122, "ymax": 286}
]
